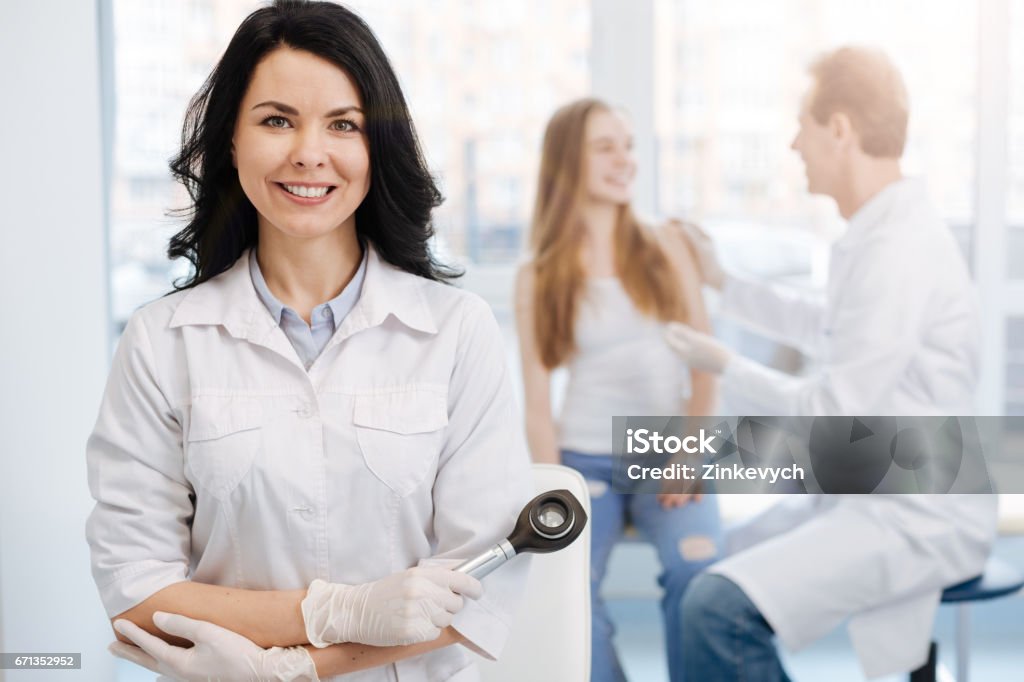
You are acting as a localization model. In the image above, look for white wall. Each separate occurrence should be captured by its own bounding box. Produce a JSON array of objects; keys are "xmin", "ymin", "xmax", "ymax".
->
[
  {"xmin": 590, "ymin": 0, "xmax": 656, "ymax": 217},
  {"xmin": 0, "ymin": 1, "xmax": 115, "ymax": 679}
]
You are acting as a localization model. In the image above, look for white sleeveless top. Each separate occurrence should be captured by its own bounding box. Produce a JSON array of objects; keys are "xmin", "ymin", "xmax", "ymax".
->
[{"xmin": 557, "ymin": 277, "xmax": 691, "ymax": 455}]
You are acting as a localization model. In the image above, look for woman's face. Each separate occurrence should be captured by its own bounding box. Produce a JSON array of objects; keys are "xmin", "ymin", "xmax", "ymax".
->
[
  {"xmin": 583, "ymin": 108, "xmax": 636, "ymax": 206},
  {"xmin": 232, "ymin": 47, "xmax": 371, "ymax": 243}
]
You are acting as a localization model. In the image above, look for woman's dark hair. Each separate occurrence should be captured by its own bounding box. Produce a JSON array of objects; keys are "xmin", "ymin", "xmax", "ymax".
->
[{"xmin": 168, "ymin": 0, "xmax": 459, "ymax": 289}]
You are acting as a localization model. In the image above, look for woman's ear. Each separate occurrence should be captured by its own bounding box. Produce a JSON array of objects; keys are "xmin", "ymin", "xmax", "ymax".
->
[{"xmin": 230, "ymin": 142, "xmax": 237, "ymax": 169}]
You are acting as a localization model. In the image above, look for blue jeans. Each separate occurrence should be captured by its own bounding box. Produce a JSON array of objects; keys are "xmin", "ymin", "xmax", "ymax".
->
[
  {"xmin": 561, "ymin": 451, "xmax": 722, "ymax": 682},
  {"xmin": 680, "ymin": 573, "xmax": 792, "ymax": 682}
]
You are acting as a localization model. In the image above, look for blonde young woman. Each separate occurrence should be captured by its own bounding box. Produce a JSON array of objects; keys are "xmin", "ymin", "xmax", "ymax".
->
[{"xmin": 514, "ymin": 98, "xmax": 721, "ymax": 682}]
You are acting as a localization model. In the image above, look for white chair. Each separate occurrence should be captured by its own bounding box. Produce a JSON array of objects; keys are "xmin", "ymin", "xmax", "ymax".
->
[{"xmin": 478, "ymin": 463, "xmax": 592, "ymax": 682}]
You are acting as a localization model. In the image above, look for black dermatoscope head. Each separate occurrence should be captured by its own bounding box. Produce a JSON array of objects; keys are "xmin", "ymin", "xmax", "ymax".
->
[{"xmin": 454, "ymin": 489, "xmax": 588, "ymax": 579}]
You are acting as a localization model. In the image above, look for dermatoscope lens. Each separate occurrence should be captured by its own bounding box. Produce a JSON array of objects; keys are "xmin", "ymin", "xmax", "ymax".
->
[
  {"xmin": 528, "ymin": 495, "xmax": 574, "ymax": 540},
  {"xmin": 537, "ymin": 503, "xmax": 567, "ymax": 528}
]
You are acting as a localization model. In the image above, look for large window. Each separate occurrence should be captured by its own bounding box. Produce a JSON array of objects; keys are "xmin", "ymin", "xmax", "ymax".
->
[
  {"xmin": 653, "ymin": 0, "xmax": 977, "ymax": 258},
  {"xmin": 109, "ymin": 0, "xmax": 259, "ymax": 329},
  {"xmin": 346, "ymin": 1, "xmax": 589, "ymax": 267},
  {"xmin": 106, "ymin": 1, "xmax": 1019, "ymax": 414},
  {"xmin": 648, "ymin": 0, "xmax": 1024, "ymax": 417}
]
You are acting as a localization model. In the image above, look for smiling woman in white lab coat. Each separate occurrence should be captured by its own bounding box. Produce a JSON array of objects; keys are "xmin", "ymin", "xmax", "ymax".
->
[{"xmin": 85, "ymin": 3, "xmax": 531, "ymax": 681}]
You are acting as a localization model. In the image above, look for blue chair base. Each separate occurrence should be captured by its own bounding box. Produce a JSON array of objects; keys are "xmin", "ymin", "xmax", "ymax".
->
[{"xmin": 908, "ymin": 557, "xmax": 1024, "ymax": 682}]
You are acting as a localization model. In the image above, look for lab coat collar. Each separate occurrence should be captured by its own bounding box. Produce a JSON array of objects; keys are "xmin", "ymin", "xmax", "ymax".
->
[
  {"xmin": 168, "ymin": 245, "xmax": 438, "ymax": 342},
  {"xmin": 834, "ymin": 177, "xmax": 927, "ymax": 252},
  {"xmin": 341, "ymin": 246, "xmax": 439, "ymax": 336}
]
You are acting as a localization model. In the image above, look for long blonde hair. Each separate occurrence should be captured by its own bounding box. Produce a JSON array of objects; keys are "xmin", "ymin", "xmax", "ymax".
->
[{"xmin": 529, "ymin": 98, "xmax": 690, "ymax": 369}]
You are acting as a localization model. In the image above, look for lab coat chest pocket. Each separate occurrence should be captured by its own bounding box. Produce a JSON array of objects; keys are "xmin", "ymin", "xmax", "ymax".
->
[
  {"xmin": 186, "ymin": 395, "xmax": 263, "ymax": 501},
  {"xmin": 353, "ymin": 389, "xmax": 448, "ymax": 497}
]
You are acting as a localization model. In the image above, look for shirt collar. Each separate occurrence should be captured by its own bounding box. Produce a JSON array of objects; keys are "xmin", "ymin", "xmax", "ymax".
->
[
  {"xmin": 340, "ymin": 246, "xmax": 438, "ymax": 336},
  {"xmin": 247, "ymin": 247, "xmax": 367, "ymax": 330},
  {"xmin": 834, "ymin": 176, "xmax": 926, "ymax": 252},
  {"xmin": 248, "ymin": 249, "xmax": 286, "ymax": 324},
  {"xmin": 169, "ymin": 244, "xmax": 437, "ymax": 337}
]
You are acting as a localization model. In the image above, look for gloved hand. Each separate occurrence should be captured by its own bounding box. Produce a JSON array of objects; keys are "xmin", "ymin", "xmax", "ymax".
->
[
  {"xmin": 301, "ymin": 567, "xmax": 483, "ymax": 648},
  {"xmin": 664, "ymin": 322, "xmax": 732, "ymax": 374},
  {"xmin": 111, "ymin": 611, "xmax": 318, "ymax": 682},
  {"xmin": 671, "ymin": 220, "xmax": 725, "ymax": 290}
]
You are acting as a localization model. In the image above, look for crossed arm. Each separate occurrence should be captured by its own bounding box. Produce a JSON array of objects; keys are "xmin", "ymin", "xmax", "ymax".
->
[{"xmin": 111, "ymin": 581, "xmax": 465, "ymax": 677}]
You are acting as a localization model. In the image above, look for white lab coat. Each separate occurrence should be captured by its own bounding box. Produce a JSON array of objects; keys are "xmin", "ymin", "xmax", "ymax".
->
[
  {"xmin": 86, "ymin": 247, "xmax": 533, "ymax": 682},
  {"xmin": 709, "ymin": 178, "xmax": 998, "ymax": 678}
]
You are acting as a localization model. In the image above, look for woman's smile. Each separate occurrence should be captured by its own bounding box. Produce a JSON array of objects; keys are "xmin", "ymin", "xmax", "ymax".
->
[{"xmin": 274, "ymin": 181, "xmax": 337, "ymax": 204}]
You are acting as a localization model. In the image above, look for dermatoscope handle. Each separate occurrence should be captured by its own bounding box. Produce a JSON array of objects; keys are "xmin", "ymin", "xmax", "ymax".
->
[{"xmin": 454, "ymin": 539, "xmax": 517, "ymax": 579}]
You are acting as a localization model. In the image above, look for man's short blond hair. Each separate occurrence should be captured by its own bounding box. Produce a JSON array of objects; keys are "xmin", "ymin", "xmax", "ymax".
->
[{"xmin": 808, "ymin": 46, "xmax": 909, "ymax": 158}]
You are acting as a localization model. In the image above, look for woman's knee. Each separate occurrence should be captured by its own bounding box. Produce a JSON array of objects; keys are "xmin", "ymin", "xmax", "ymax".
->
[
  {"xmin": 660, "ymin": 533, "xmax": 721, "ymax": 587},
  {"xmin": 680, "ymin": 573, "xmax": 750, "ymax": 629}
]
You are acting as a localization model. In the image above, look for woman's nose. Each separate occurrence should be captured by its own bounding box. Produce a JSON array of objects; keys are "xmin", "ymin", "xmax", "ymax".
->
[{"xmin": 289, "ymin": 128, "xmax": 327, "ymax": 168}]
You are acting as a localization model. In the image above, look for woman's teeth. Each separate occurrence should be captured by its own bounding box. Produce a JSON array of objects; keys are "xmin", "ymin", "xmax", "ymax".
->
[{"xmin": 282, "ymin": 184, "xmax": 330, "ymax": 198}]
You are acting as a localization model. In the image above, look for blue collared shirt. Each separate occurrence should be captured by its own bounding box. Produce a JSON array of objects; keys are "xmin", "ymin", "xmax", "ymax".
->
[{"xmin": 248, "ymin": 248, "xmax": 367, "ymax": 369}]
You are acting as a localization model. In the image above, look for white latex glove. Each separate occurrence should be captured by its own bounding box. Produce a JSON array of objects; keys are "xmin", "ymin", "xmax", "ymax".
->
[
  {"xmin": 111, "ymin": 612, "xmax": 319, "ymax": 682},
  {"xmin": 301, "ymin": 567, "xmax": 483, "ymax": 648},
  {"xmin": 671, "ymin": 220, "xmax": 725, "ymax": 290},
  {"xmin": 664, "ymin": 322, "xmax": 732, "ymax": 374}
]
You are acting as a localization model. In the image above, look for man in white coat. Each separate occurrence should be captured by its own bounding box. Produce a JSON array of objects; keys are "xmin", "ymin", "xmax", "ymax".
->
[{"xmin": 665, "ymin": 46, "xmax": 998, "ymax": 680}]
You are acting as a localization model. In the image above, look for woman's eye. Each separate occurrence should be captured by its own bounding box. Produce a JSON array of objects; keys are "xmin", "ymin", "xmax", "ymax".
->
[
  {"xmin": 330, "ymin": 119, "xmax": 359, "ymax": 132},
  {"xmin": 262, "ymin": 115, "xmax": 290, "ymax": 128}
]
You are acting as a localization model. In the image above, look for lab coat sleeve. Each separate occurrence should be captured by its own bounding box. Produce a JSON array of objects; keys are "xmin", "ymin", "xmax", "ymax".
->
[
  {"xmin": 720, "ymin": 273, "xmax": 825, "ymax": 354},
  {"xmin": 85, "ymin": 312, "xmax": 193, "ymax": 618},
  {"xmin": 419, "ymin": 294, "xmax": 533, "ymax": 661},
  {"xmin": 722, "ymin": 239, "xmax": 924, "ymax": 416}
]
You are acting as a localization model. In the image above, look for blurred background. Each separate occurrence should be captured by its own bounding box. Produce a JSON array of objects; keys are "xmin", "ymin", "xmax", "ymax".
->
[
  {"xmin": 105, "ymin": 0, "xmax": 1024, "ymax": 411},
  {"xmin": 1, "ymin": 0, "xmax": 1022, "ymax": 679}
]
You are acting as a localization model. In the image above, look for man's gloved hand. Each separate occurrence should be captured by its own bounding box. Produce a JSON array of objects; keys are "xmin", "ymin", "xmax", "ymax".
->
[
  {"xmin": 665, "ymin": 322, "xmax": 732, "ymax": 374},
  {"xmin": 671, "ymin": 220, "xmax": 726, "ymax": 290},
  {"xmin": 301, "ymin": 567, "xmax": 483, "ymax": 648},
  {"xmin": 111, "ymin": 611, "xmax": 318, "ymax": 682}
]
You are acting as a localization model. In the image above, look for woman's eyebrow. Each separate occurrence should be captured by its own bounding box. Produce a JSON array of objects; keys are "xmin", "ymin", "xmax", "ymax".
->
[
  {"xmin": 324, "ymin": 105, "xmax": 364, "ymax": 118},
  {"xmin": 251, "ymin": 101, "xmax": 364, "ymax": 118}
]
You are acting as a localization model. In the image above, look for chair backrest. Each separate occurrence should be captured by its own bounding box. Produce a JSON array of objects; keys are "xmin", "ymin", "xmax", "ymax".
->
[{"xmin": 478, "ymin": 463, "xmax": 592, "ymax": 682}]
